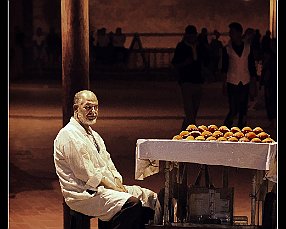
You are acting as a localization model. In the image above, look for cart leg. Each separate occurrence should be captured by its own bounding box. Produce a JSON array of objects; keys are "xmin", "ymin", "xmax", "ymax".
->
[
  {"xmin": 250, "ymin": 170, "xmax": 257, "ymax": 225},
  {"xmin": 164, "ymin": 161, "xmax": 170, "ymax": 225},
  {"xmin": 222, "ymin": 166, "xmax": 229, "ymax": 188}
]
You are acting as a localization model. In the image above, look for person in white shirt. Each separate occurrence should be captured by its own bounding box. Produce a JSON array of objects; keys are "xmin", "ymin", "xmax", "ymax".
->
[
  {"xmin": 54, "ymin": 90, "xmax": 161, "ymax": 228},
  {"xmin": 221, "ymin": 22, "xmax": 257, "ymax": 129}
]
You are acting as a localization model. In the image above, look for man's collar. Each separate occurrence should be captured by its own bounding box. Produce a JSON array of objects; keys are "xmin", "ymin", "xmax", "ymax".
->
[{"xmin": 70, "ymin": 117, "xmax": 92, "ymax": 135}]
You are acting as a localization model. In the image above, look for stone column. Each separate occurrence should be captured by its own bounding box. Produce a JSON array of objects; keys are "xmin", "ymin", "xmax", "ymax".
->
[
  {"xmin": 61, "ymin": 1, "xmax": 89, "ymax": 228},
  {"xmin": 61, "ymin": 0, "xmax": 89, "ymax": 126}
]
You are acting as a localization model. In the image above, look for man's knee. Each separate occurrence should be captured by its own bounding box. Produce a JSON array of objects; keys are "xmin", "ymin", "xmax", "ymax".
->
[
  {"xmin": 126, "ymin": 197, "xmax": 156, "ymax": 225},
  {"xmin": 119, "ymin": 196, "xmax": 143, "ymax": 221},
  {"xmin": 124, "ymin": 196, "xmax": 142, "ymax": 210},
  {"xmin": 110, "ymin": 197, "xmax": 143, "ymax": 228}
]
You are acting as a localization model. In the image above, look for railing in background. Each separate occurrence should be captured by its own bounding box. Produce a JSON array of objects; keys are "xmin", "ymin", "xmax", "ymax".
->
[
  {"xmin": 125, "ymin": 32, "xmax": 229, "ymax": 70},
  {"xmin": 17, "ymin": 32, "xmax": 229, "ymax": 79},
  {"xmin": 127, "ymin": 48, "xmax": 175, "ymax": 70}
]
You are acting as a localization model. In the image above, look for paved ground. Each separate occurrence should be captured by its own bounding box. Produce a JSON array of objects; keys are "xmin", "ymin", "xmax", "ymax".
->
[{"xmin": 8, "ymin": 78, "xmax": 277, "ymax": 229}]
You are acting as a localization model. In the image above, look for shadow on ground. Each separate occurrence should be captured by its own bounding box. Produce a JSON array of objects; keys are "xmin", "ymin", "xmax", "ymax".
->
[{"xmin": 9, "ymin": 162, "xmax": 57, "ymax": 197}]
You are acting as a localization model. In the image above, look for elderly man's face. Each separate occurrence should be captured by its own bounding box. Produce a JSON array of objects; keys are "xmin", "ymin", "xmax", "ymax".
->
[{"xmin": 76, "ymin": 92, "xmax": 99, "ymax": 126}]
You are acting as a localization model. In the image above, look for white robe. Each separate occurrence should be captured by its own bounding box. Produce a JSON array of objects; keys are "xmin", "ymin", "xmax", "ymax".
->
[{"xmin": 54, "ymin": 117, "xmax": 157, "ymax": 221}]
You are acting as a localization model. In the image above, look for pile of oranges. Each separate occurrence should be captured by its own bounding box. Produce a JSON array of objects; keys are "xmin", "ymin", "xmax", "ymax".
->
[{"xmin": 172, "ymin": 124, "xmax": 275, "ymax": 143}]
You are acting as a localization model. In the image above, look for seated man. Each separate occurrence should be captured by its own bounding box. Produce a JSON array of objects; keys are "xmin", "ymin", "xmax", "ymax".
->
[{"xmin": 54, "ymin": 90, "xmax": 161, "ymax": 228}]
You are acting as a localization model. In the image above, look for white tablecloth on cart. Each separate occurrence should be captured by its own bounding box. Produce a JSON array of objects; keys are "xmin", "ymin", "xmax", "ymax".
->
[{"xmin": 135, "ymin": 139, "xmax": 277, "ymax": 182}]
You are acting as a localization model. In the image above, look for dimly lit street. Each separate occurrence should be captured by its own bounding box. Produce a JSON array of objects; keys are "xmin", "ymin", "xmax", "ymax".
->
[
  {"xmin": 8, "ymin": 0, "xmax": 277, "ymax": 228},
  {"xmin": 9, "ymin": 78, "xmax": 276, "ymax": 228}
]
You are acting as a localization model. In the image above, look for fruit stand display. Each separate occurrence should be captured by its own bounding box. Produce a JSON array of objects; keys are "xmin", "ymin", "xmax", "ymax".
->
[{"xmin": 135, "ymin": 124, "xmax": 277, "ymax": 227}]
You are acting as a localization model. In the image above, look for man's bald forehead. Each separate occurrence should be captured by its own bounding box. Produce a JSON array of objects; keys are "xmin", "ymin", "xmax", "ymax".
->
[
  {"xmin": 78, "ymin": 90, "xmax": 97, "ymax": 99},
  {"xmin": 74, "ymin": 90, "xmax": 98, "ymax": 105}
]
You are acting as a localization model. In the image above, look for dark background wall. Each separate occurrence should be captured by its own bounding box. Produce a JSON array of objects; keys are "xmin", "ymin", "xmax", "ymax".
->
[
  {"xmin": 91, "ymin": 0, "xmax": 269, "ymax": 47},
  {"xmin": 24, "ymin": 0, "xmax": 269, "ymax": 47},
  {"xmin": 89, "ymin": 0, "xmax": 269, "ymax": 34}
]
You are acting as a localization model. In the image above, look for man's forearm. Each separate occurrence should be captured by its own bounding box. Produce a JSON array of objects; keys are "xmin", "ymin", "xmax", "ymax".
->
[
  {"xmin": 100, "ymin": 176, "xmax": 126, "ymax": 192},
  {"xmin": 114, "ymin": 177, "xmax": 127, "ymax": 192}
]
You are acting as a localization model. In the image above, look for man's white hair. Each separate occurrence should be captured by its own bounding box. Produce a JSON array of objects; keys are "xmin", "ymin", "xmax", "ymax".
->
[{"xmin": 73, "ymin": 90, "xmax": 97, "ymax": 105}]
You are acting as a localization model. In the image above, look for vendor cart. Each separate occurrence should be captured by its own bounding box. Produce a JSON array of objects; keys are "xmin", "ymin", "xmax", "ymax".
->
[{"xmin": 135, "ymin": 139, "xmax": 277, "ymax": 228}]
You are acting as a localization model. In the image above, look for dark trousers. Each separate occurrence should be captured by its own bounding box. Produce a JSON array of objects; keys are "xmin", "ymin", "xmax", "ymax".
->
[
  {"xmin": 262, "ymin": 191, "xmax": 276, "ymax": 229},
  {"xmin": 180, "ymin": 82, "xmax": 203, "ymax": 130},
  {"xmin": 224, "ymin": 82, "xmax": 249, "ymax": 129},
  {"xmin": 264, "ymin": 85, "xmax": 277, "ymax": 121},
  {"xmin": 98, "ymin": 196, "xmax": 154, "ymax": 229}
]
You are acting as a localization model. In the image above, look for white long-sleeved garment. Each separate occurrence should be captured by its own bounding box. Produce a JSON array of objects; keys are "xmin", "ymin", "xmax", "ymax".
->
[{"xmin": 54, "ymin": 117, "xmax": 157, "ymax": 221}]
